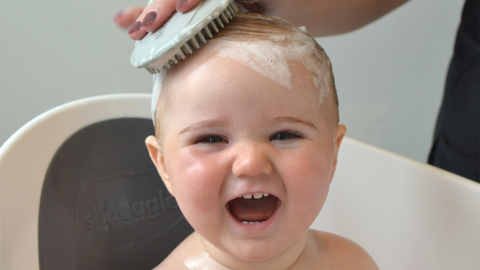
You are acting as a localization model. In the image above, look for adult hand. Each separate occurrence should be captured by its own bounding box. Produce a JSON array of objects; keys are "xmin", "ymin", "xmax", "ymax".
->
[
  {"xmin": 113, "ymin": 0, "xmax": 269, "ymax": 40},
  {"xmin": 114, "ymin": 0, "xmax": 408, "ymax": 39}
]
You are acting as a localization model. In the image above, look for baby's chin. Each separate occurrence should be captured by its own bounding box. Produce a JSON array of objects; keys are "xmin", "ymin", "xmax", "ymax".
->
[
  {"xmin": 203, "ymin": 232, "xmax": 308, "ymax": 267},
  {"xmin": 215, "ymin": 241, "xmax": 285, "ymax": 266}
]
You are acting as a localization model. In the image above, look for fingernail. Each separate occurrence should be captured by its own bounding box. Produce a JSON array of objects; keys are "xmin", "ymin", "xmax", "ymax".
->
[
  {"xmin": 176, "ymin": 0, "xmax": 189, "ymax": 10},
  {"xmin": 113, "ymin": 11, "xmax": 123, "ymax": 24},
  {"xmin": 141, "ymin": 11, "xmax": 157, "ymax": 27},
  {"xmin": 129, "ymin": 21, "xmax": 141, "ymax": 34}
]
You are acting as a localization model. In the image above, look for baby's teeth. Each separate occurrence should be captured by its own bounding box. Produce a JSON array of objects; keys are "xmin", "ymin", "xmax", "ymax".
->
[
  {"xmin": 240, "ymin": 193, "xmax": 270, "ymax": 199},
  {"xmin": 241, "ymin": 220, "xmax": 266, "ymax": 224},
  {"xmin": 243, "ymin": 194, "xmax": 252, "ymax": 199}
]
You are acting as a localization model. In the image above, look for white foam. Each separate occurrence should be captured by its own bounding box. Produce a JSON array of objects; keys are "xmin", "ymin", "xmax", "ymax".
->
[
  {"xmin": 216, "ymin": 40, "xmax": 293, "ymax": 90},
  {"xmin": 152, "ymin": 27, "xmax": 332, "ymax": 122},
  {"xmin": 209, "ymin": 30, "xmax": 331, "ymax": 102},
  {"xmin": 152, "ymin": 71, "xmax": 167, "ymax": 122}
]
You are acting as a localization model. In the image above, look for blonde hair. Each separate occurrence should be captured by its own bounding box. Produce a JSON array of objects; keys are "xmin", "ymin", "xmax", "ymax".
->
[{"xmin": 154, "ymin": 12, "xmax": 339, "ymax": 137}]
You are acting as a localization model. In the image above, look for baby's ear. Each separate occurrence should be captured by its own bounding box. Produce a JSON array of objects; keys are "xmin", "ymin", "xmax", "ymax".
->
[
  {"xmin": 145, "ymin": 136, "xmax": 175, "ymax": 196},
  {"xmin": 331, "ymin": 124, "xmax": 347, "ymax": 179}
]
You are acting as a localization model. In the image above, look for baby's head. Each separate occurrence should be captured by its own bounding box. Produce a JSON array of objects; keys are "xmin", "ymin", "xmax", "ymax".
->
[
  {"xmin": 146, "ymin": 12, "xmax": 346, "ymax": 267},
  {"xmin": 152, "ymin": 13, "xmax": 339, "ymax": 139}
]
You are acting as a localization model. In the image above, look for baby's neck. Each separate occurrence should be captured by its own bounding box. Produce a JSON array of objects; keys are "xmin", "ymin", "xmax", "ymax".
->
[
  {"xmin": 159, "ymin": 229, "xmax": 377, "ymax": 269},
  {"xmin": 196, "ymin": 230, "xmax": 318, "ymax": 270}
]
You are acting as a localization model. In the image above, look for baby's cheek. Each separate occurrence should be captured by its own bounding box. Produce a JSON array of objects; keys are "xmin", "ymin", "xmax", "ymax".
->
[
  {"xmin": 172, "ymin": 150, "xmax": 222, "ymax": 207},
  {"xmin": 289, "ymin": 177, "xmax": 329, "ymax": 227},
  {"xmin": 289, "ymin": 150, "xmax": 332, "ymax": 181},
  {"xmin": 284, "ymin": 150, "xmax": 332, "ymax": 211}
]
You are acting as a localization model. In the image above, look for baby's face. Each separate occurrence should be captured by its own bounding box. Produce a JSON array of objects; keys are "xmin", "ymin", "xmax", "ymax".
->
[{"xmin": 148, "ymin": 50, "xmax": 345, "ymax": 263}]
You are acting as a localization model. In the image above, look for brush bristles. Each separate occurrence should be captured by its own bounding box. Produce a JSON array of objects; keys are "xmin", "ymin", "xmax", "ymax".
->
[{"xmin": 147, "ymin": 2, "xmax": 239, "ymax": 74}]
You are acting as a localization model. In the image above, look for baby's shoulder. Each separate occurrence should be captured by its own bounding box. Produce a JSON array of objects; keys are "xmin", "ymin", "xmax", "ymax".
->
[{"xmin": 310, "ymin": 230, "xmax": 379, "ymax": 270}]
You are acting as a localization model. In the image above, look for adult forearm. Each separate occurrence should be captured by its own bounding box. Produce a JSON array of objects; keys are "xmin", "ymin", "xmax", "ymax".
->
[
  {"xmin": 262, "ymin": 0, "xmax": 409, "ymax": 36},
  {"xmin": 116, "ymin": 0, "xmax": 410, "ymax": 39}
]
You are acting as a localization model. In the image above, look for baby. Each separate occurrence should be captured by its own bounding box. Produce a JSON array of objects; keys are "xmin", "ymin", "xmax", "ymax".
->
[{"xmin": 145, "ymin": 12, "xmax": 378, "ymax": 270}]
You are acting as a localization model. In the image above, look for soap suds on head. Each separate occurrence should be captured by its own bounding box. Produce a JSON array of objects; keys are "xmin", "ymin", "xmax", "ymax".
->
[
  {"xmin": 152, "ymin": 71, "xmax": 167, "ymax": 122},
  {"xmin": 216, "ymin": 40, "xmax": 293, "ymax": 90},
  {"xmin": 271, "ymin": 35, "xmax": 287, "ymax": 42},
  {"xmin": 209, "ymin": 29, "xmax": 332, "ymax": 103},
  {"xmin": 152, "ymin": 23, "xmax": 335, "ymax": 124}
]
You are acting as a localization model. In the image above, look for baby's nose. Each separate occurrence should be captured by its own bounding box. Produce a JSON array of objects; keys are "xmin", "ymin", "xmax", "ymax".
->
[{"xmin": 231, "ymin": 143, "xmax": 272, "ymax": 178}]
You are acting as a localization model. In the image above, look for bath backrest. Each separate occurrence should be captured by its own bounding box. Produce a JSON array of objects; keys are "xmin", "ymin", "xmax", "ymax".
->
[
  {"xmin": 2, "ymin": 94, "xmax": 479, "ymax": 270},
  {"xmin": 0, "ymin": 94, "xmax": 193, "ymax": 270},
  {"xmin": 312, "ymin": 138, "xmax": 480, "ymax": 270}
]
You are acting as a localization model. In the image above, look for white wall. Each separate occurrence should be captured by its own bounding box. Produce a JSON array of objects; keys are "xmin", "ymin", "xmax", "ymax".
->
[
  {"xmin": 317, "ymin": 0, "xmax": 463, "ymax": 162},
  {"xmin": 0, "ymin": 0, "xmax": 464, "ymax": 163}
]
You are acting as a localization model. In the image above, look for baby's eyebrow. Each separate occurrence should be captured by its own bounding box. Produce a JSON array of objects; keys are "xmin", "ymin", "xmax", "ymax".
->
[
  {"xmin": 178, "ymin": 120, "xmax": 227, "ymax": 135},
  {"xmin": 274, "ymin": 116, "xmax": 317, "ymax": 129}
]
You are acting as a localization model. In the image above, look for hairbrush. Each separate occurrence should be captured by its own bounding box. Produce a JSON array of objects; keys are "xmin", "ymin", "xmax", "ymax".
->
[{"xmin": 130, "ymin": 0, "xmax": 238, "ymax": 74}]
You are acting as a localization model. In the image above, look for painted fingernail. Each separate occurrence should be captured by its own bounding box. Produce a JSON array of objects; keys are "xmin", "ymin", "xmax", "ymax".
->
[
  {"xmin": 176, "ymin": 0, "xmax": 189, "ymax": 10},
  {"xmin": 129, "ymin": 21, "xmax": 141, "ymax": 34},
  {"xmin": 141, "ymin": 11, "xmax": 157, "ymax": 27},
  {"xmin": 113, "ymin": 11, "xmax": 123, "ymax": 24}
]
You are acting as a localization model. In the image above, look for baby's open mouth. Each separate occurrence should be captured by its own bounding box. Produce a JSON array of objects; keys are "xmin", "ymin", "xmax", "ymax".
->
[{"xmin": 226, "ymin": 193, "xmax": 279, "ymax": 224}]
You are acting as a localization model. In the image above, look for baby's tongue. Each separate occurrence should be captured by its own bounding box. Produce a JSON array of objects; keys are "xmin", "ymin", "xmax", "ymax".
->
[{"xmin": 228, "ymin": 195, "xmax": 278, "ymax": 222}]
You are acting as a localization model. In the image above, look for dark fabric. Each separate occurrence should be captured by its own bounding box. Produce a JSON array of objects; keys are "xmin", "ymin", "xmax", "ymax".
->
[{"xmin": 428, "ymin": 0, "xmax": 480, "ymax": 182}]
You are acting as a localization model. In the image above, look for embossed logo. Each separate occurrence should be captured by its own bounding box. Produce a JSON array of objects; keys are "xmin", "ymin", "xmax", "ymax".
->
[{"xmin": 75, "ymin": 174, "xmax": 184, "ymax": 250}]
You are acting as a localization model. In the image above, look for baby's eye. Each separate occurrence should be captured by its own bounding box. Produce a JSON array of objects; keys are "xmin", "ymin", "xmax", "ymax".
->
[
  {"xmin": 195, "ymin": 135, "xmax": 227, "ymax": 144},
  {"xmin": 270, "ymin": 131, "xmax": 303, "ymax": 141}
]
